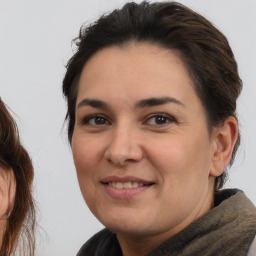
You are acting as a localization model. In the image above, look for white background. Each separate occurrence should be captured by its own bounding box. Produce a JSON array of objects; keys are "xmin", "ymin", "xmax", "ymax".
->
[{"xmin": 0, "ymin": 0, "xmax": 255, "ymax": 255}]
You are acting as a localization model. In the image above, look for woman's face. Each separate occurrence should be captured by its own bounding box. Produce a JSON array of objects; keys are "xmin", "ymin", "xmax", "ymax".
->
[{"xmin": 72, "ymin": 43, "xmax": 218, "ymax": 240}]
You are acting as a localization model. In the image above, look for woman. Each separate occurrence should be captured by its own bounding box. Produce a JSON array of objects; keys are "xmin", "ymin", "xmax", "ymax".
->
[
  {"xmin": 0, "ymin": 99, "xmax": 35, "ymax": 255},
  {"xmin": 62, "ymin": 2, "xmax": 256, "ymax": 255}
]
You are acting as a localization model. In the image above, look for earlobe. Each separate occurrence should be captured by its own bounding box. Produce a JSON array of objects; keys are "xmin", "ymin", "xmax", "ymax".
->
[{"xmin": 210, "ymin": 116, "xmax": 238, "ymax": 177}]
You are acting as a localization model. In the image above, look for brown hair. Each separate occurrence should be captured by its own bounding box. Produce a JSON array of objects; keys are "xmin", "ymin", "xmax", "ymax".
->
[
  {"xmin": 0, "ymin": 99, "xmax": 35, "ymax": 255},
  {"xmin": 62, "ymin": 1, "xmax": 242, "ymax": 189}
]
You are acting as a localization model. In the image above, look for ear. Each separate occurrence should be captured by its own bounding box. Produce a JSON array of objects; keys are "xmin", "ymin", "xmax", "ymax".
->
[{"xmin": 210, "ymin": 116, "xmax": 238, "ymax": 177}]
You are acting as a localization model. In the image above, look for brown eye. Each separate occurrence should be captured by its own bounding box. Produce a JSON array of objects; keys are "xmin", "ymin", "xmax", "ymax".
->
[
  {"xmin": 82, "ymin": 115, "xmax": 110, "ymax": 126},
  {"xmin": 93, "ymin": 117, "xmax": 107, "ymax": 125},
  {"xmin": 155, "ymin": 116, "xmax": 168, "ymax": 125},
  {"xmin": 146, "ymin": 114, "xmax": 175, "ymax": 126}
]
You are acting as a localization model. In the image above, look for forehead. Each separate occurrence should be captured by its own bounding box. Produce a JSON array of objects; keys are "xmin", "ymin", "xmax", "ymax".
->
[
  {"xmin": 77, "ymin": 43, "xmax": 198, "ymax": 107},
  {"xmin": 80, "ymin": 42, "xmax": 188, "ymax": 80}
]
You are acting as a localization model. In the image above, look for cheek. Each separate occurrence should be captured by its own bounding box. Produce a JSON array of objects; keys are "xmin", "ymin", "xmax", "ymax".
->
[
  {"xmin": 71, "ymin": 134, "xmax": 104, "ymax": 197},
  {"xmin": 147, "ymin": 136, "xmax": 189, "ymax": 170},
  {"xmin": 72, "ymin": 132, "xmax": 99, "ymax": 170},
  {"xmin": 72, "ymin": 138, "xmax": 93, "ymax": 188},
  {"xmin": 149, "ymin": 135, "xmax": 213, "ymax": 214},
  {"xmin": 148, "ymin": 133, "xmax": 212, "ymax": 182},
  {"xmin": 72, "ymin": 145, "xmax": 95, "ymax": 207}
]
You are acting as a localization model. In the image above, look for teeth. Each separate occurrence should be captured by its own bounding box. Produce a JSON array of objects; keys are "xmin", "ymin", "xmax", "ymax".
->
[
  {"xmin": 116, "ymin": 182, "xmax": 123, "ymax": 189},
  {"xmin": 124, "ymin": 182, "xmax": 132, "ymax": 189},
  {"xmin": 108, "ymin": 181, "xmax": 144, "ymax": 189}
]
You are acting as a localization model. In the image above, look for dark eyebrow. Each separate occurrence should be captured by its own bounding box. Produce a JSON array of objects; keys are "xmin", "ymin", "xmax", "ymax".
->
[
  {"xmin": 77, "ymin": 99, "xmax": 110, "ymax": 110},
  {"xmin": 77, "ymin": 97, "xmax": 184, "ymax": 110},
  {"xmin": 135, "ymin": 97, "xmax": 185, "ymax": 109}
]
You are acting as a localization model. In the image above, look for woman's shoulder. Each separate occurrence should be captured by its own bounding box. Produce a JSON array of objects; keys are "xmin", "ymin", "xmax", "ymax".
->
[{"xmin": 77, "ymin": 229, "xmax": 122, "ymax": 256}]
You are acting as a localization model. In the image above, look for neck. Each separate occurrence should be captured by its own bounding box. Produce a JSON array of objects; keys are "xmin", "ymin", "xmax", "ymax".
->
[{"xmin": 117, "ymin": 233, "xmax": 163, "ymax": 256}]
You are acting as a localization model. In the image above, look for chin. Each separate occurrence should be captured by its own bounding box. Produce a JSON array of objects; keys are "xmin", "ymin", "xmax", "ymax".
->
[
  {"xmin": 97, "ymin": 210, "xmax": 152, "ymax": 234},
  {"xmin": 106, "ymin": 223, "xmax": 151, "ymax": 237}
]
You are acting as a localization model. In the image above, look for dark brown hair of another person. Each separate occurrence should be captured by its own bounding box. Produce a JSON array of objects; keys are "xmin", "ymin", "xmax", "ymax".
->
[{"xmin": 0, "ymin": 99, "xmax": 35, "ymax": 256}]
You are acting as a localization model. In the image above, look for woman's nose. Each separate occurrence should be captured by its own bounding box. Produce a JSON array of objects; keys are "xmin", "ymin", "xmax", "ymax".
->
[{"xmin": 104, "ymin": 126, "xmax": 144, "ymax": 166}]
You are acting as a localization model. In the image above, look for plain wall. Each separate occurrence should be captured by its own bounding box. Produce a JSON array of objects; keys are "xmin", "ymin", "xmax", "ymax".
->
[{"xmin": 0, "ymin": 0, "xmax": 255, "ymax": 255}]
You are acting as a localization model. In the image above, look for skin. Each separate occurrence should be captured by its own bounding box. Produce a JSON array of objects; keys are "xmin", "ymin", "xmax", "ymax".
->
[
  {"xmin": 72, "ymin": 43, "xmax": 238, "ymax": 256},
  {"xmin": 0, "ymin": 166, "xmax": 16, "ymax": 245}
]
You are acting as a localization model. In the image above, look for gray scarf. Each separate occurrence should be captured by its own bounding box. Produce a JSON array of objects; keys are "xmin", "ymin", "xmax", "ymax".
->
[
  {"xmin": 77, "ymin": 189, "xmax": 256, "ymax": 256},
  {"xmin": 148, "ymin": 189, "xmax": 256, "ymax": 256}
]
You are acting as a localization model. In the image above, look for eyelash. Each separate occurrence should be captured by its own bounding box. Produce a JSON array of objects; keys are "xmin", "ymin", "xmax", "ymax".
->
[{"xmin": 80, "ymin": 113, "xmax": 176, "ymax": 127}]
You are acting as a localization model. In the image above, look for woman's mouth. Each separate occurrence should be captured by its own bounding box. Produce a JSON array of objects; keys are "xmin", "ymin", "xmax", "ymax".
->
[
  {"xmin": 106, "ymin": 181, "xmax": 144, "ymax": 189},
  {"xmin": 101, "ymin": 177, "xmax": 154, "ymax": 199}
]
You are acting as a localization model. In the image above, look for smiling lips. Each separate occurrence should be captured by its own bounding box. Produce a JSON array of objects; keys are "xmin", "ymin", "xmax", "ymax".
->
[{"xmin": 101, "ymin": 176, "xmax": 154, "ymax": 199}]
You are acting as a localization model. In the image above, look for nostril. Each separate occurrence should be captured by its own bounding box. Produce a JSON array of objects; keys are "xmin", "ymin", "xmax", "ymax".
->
[
  {"xmin": 106, "ymin": 157, "xmax": 129, "ymax": 167},
  {"xmin": 104, "ymin": 135, "xmax": 144, "ymax": 166}
]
